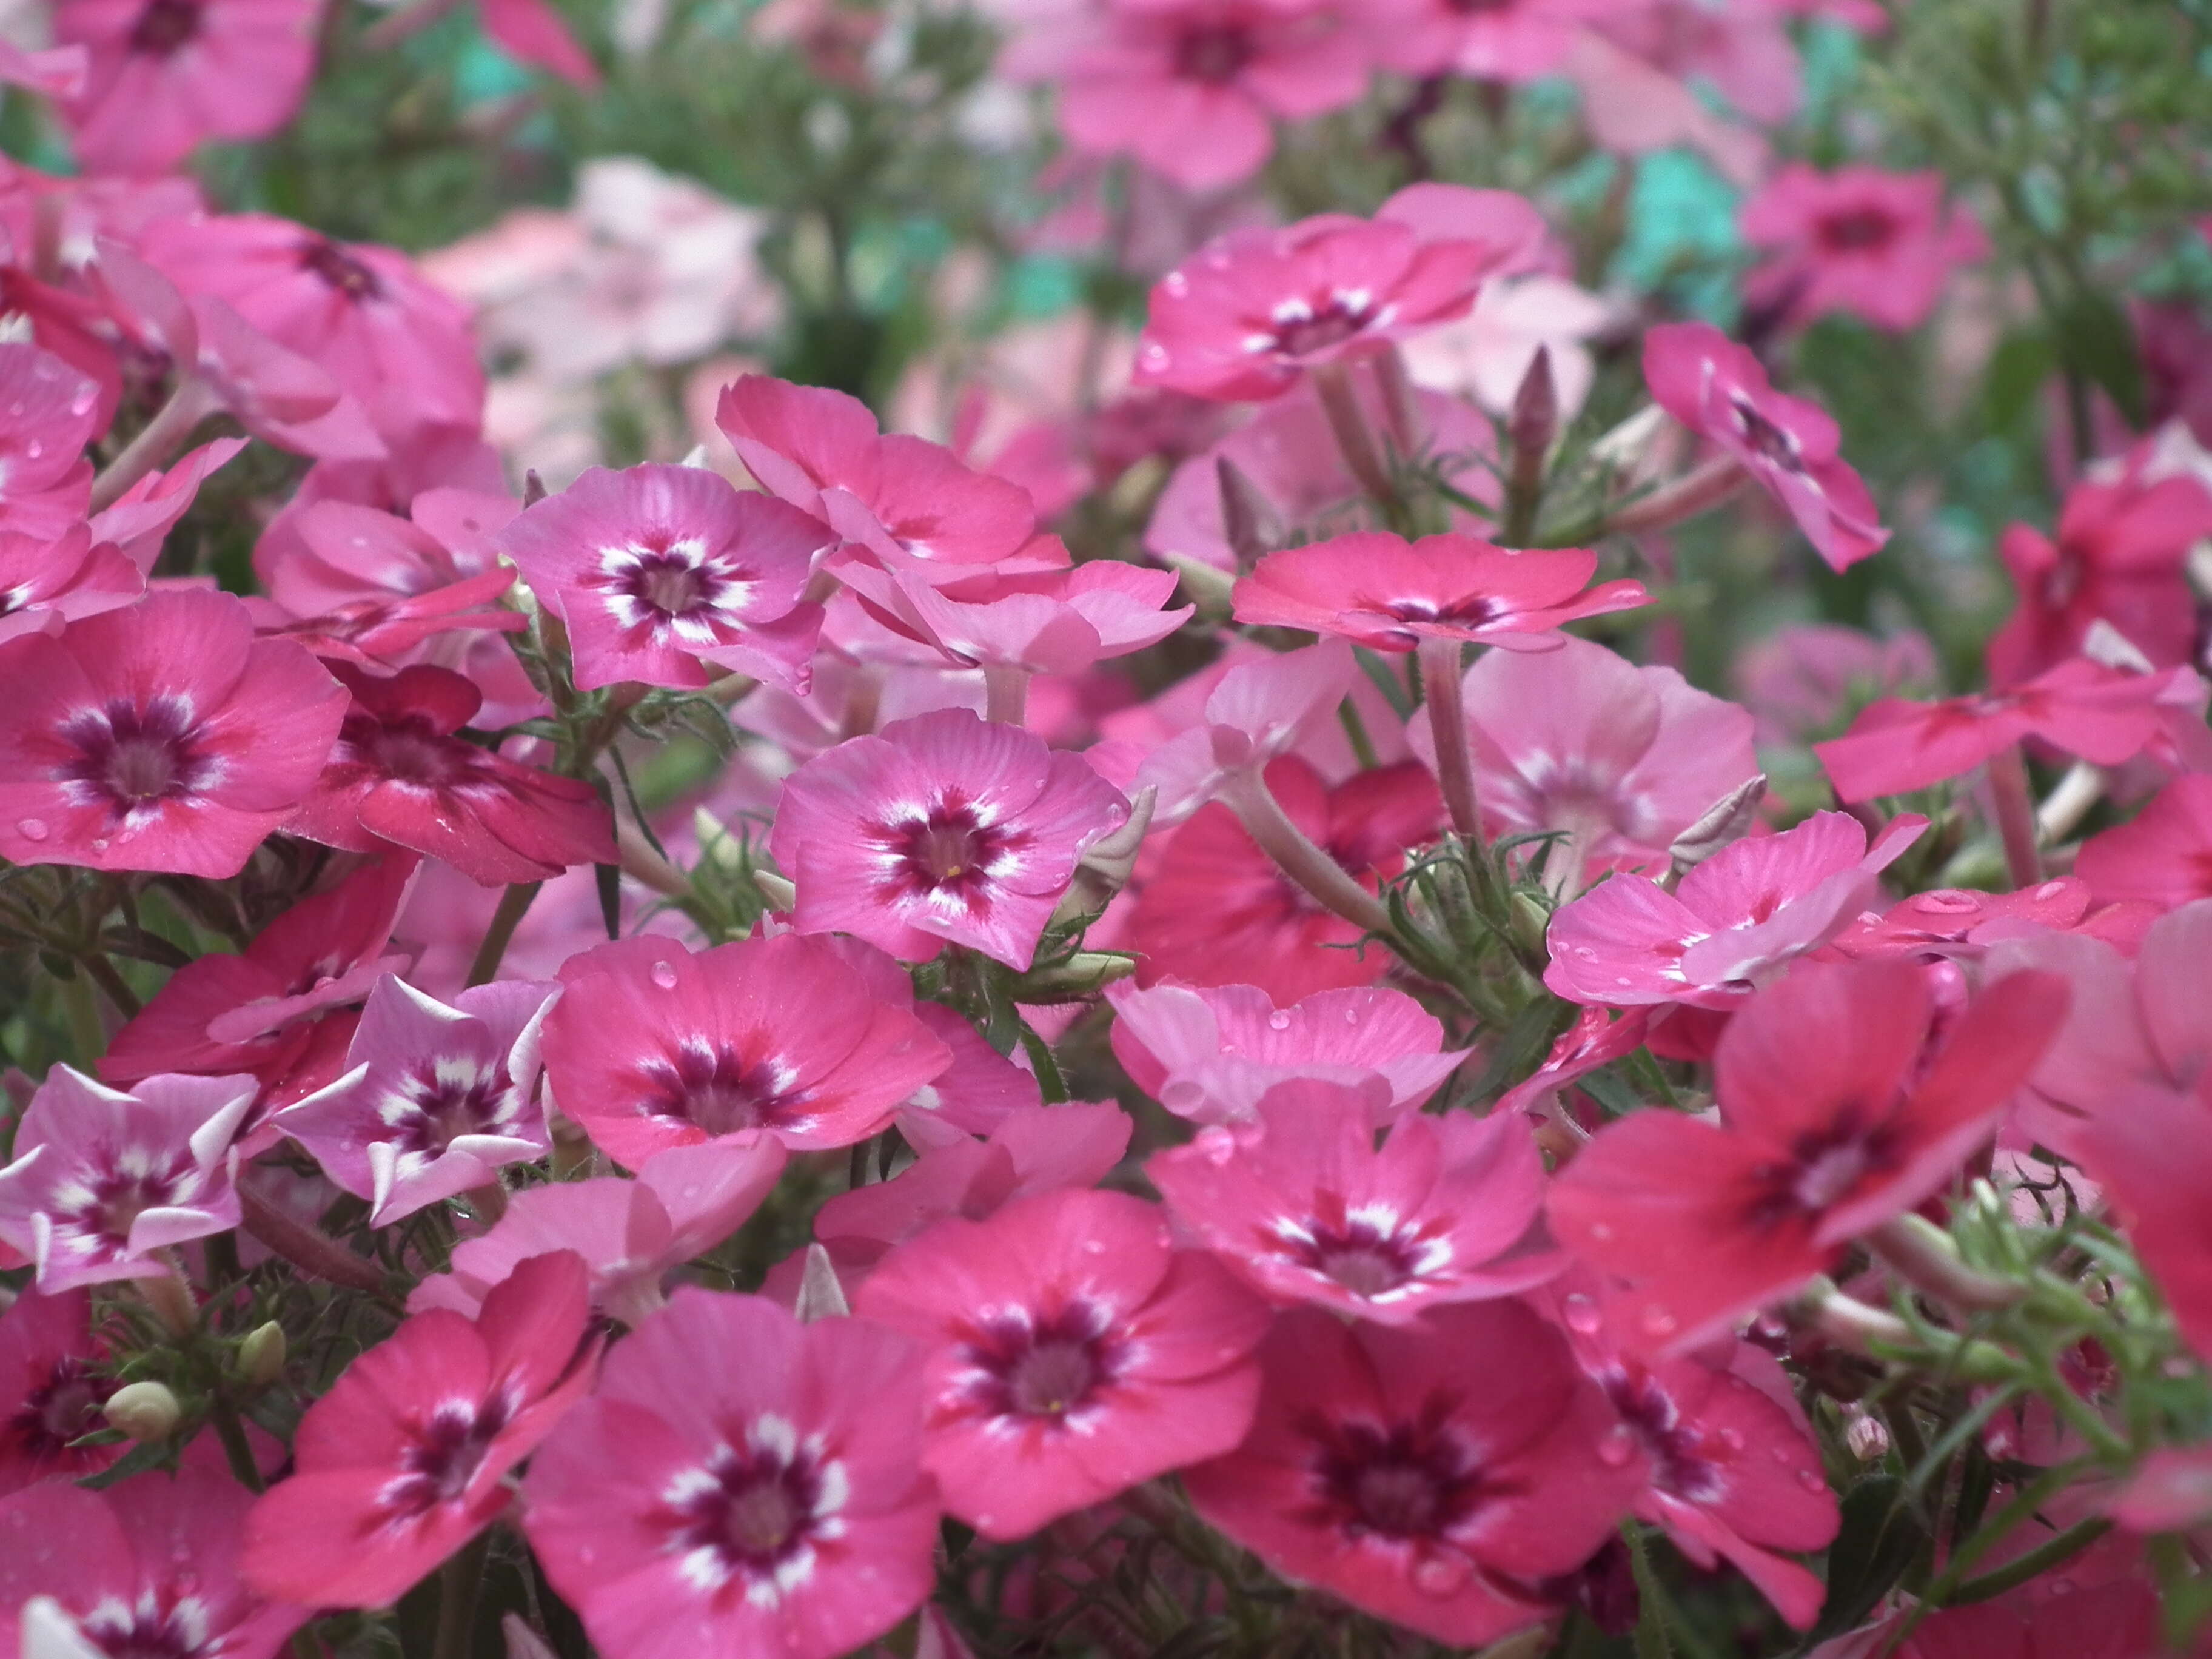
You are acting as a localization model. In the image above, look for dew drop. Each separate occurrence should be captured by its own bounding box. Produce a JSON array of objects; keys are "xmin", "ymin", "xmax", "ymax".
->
[
  {"xmin": 89, "ymin": 837, "xmax": 110, "ymax": 854},
  {"xmin": 1589, "ymin": 1222, "xmax": 1614, "ymax": 1242},
  {"xmin": 1561, "ymin": 1293, "xmax": 1601, "ymax": 1335},
  {"xmin": 1343, "ymin": 1006, "xmax": 1359, "ymax": 1023},
  {"xmin": 1410, "ymin": 1551, "xmax": 1472, "ymax": 1597},
  {"xmin": 1640, "ymin": 1306, "xmax": 1677, "ymax": 1338},
  {"xmin": 1770, "ymin": 1445, "xmax": 1794, "ymax": 1464},
  {"xmin": 1195, "ymin": 1127, "xmax": 1237, "ymax": 1166},
  {"xmin": 1139, "ymin": 344, "xmax": 1170, "ymax": 371},
  {"xmin": 1795, "ymin": 1468, "xmax": 1827, "ymax": 1492},
  {"xmin": 649, "ymin": 961, "xmax": 679, "ymax": 990},
  {"xmin": 1716, "ymin": 1426, "xmax": 1745, "ymax": 1453},
  {"xmin": 24, "ymin": 438, "xmax": 40, "ymax": 458},
  {"xmin": 15, "ymin": 817, "xmax": 47, "ymax": 842},
  {"xmin": 2048, "ymin": 1577, "xmax": 2076, "ymax": 1596},
  {"xmin": 1267, "ymin": 1010, "xmax": 1291, "ymax": 1031},
  {"xmin": 1597, "ymin": 1425, "xmax": 1638, "ymax": 1467},
  {"xmin": 2034, "ymin": 880, "xmax": 2068, "ymax": 900}
]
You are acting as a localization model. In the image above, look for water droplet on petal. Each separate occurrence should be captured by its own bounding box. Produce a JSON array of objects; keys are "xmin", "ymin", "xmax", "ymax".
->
[
  {"xmin": 649, "ymin": 962, "xmax": 679, "ymax": 990},
  {"xmin": 1716, "ymin": 1427, "xmax": 1745, "ymax": 1453},
  {"xmin": 1589, "ymin": 1222, "xmax": 1614, "ymax": 1242},
  {"xmin": 1195, "ymin": 1127, "xmax": 1238, "ymax": 1166},
  {"xmin": 1561, "ymin": 1293, "xmax": 1601, "ymax": 1335},
  {"xmin": 1641, "ymin": 1306, "xmax": 1677, "ymax": 1338},
  {"xmin": 2048, "ymin": 1577, "xmax": 2076, "ymax": 1596},
  {"xmin": 2034, "ymin": 880, "xmax": 2068, "ymax": 900},
  {"xmin": 1343, "ymin": 1006, "xmax": 1359, "ymax": 1024},
  {"xmin": 1410, "ymin": 1550, "xmax": 1472, "ymax": 1597},
  {"xmin": 1267, "ymin": 1010, "xmax": 1291, "ymax": 1031},
  {"xmin": 15, "ymin": 817, "xmax": 47, "ymax": 842},
  {"xmin": 1795, "ymin": 1468, "xmax": 1828, "ymax": 1492},
  {"xmin": 1597, "ymin": 1424, "xmax": 1639, "ymax": 1466},
  {"xmin": 89, "ymin": 837, "xmax": 110, "ymax": 854}
]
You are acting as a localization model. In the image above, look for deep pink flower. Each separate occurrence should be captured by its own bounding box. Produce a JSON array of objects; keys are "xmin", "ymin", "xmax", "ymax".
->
[
  {"xmin": 1231, "ymin": 531, "xmax": 1648, "ymax": 651},
  {"xmin": 717, "ymin": 375, "xmax": 1053, "ymax": 585},
  {"xmin": 89, "ymin": 438, "xmax": 247, "ymax": 573},
  {"xmin": 1544, "ymin": 809, "xmax": 1924, "ymax": 1010},
  {"xmin": 1815, "ymin": 655, "xmax": 2182, "ymax": 802},
  {"xmin": 0, "ymin": 525, "xmax": 142, "ymax": 646},
  {"xmin": 769, "ymin": 707, "xmax": 1130, "ymax": 969},
  {"xmin": 55, "ymin": 0, "xmax": 321, "ymax": 177},
  {"xmin": 829, "ymin": 556, "xmax": 1190, "ymax": 677},
  {"xmin": 0, "ymin": 1066, "xmax": 253, "ymax": 1292},
  {"xmin": 140, "ymin": 213, "xmax": 484, "ymax": 444},
  {"xmin": 1127, "ymin": 636, "xmax": 1359, "ymax": 821},
  {"xmin": 476, "ymin": 0, "xmax": 599, "ymax": 84},
  {"xmin": 1005, "ymin": 0, "xmax": 1369, "ymax": 193},
  {"xmin": 1363, "ymin": 0, "xmax": 1595, "ymax": 81},
  {"xmin": 1644, "ymin": 321, "xmax": 1888, "ymax": 572},
  {"xmin": 1410, "ymin": 632, "xmax": 1760, "ymax": 877},
  {"xmin": 1820, "ymin": 876, "xmax": 2146, "ymax": 967},
  {"xmin": 1735, "ymin": 622, "xmax": 1937, "ymax": 745},
  {"xmin": 1740, "ymin": 164, "xmax": 1988, "ymax": 334},
  {"xmin": 1547, "ymin": 960, "xmax": 2068, "ymax": 1352},
  {"xmin": 273, "ymin": 974, "xmax": 559, "ymax": 1225},
  {"xmin": 520, "ymin": 1289, "xmax": 939, "ymax": 1659},
  {"xmin": 2111, "ymin": 1447, "xmax": 2212, "ymax": 1535},
  {"xmin": 1106, "ymin": 978, "xmax": 1468, "ymax": 1126},
  {"xmin": 2076, "ymin": 774, "xmax": 2212, "ymax": 910},
  {"xmin": 1988, "ymin": 463, "xmax": 2212, "ymax": 686},
  {"xmin": 0, "ymin": 1443, "xmax": 304, "ymax": 1659},
  {"xmin": 854, "ymin": 1187, "xmax": 1269, "ymax": 1538},
  {"xmin": 1150, "ymin": 1078, "xmax": 1557, "ymax": 1321},
  {"xmin": 1128, "ymin": 757, "xmax": 1441, "ymax": 1003},
  {"xmin": 0, "ymin": 588, "xmax": 346, "ymax": 877},
  {"xmin": 541, "ymin": 934, "xmax": 951, "ymax": 1167},
  {"xmin": 1182, "ymin": 1301, "xmax": 1644, "ymax": 1647},
  {"xmin": 1546, "ymin": 1277, "xmax": 1838, "ymax": 1627},
  {"xmin": 100, "ymin": 853, "xmax": 415, "ymax": 1090},
  {"xmin": 495, "ymin": 463, "xmax": 831, "ymax": 692},
  {"xmin": 1498, "ymin": 1005, "xmax": 1655, "ymax": 1119},
  {"xmin": 0, "ymin": 344, "xmax": 99, "ymax": 540},
  {"xmin": 2077, "ymin": 1081, "xmax": 2212, "ymax": 1365},
  {"xmin": 242, "ymin": 1250, "xmax": 597, "ymax": 1607},
  {"xmin": 413, "ymin": 1138, "xmax": 789, "ymax": 1326},
  {"xmin": 286, "ymin": 661, "xmax": 618, "ymax": 885},
  {"xmin": 0, "ymin": 1290, "xmax": 118, "ymax": 1496},
  {"xmin": 1133, "ymin": 215, "xmax": 1499, "ymax": 403}
]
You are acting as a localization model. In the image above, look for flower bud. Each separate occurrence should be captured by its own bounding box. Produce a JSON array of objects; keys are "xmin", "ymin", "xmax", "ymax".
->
[
  {"xmin": 794, "ymin": 1244, "xmax": 850, "ymax": 1324},
  {"xmin": 1014, "ymin": 950, "xmax": 1138, "ymax": 1002},
  {"xmin": 1667, "ymin": 774, "xmax": 1769, "ymax": 880},
  {"xmin": 102, "ymin": 1381, "xmax": 181, "ymax": 1444},
  {"xmin": 1508, "ymin": 891, "xmax": 1551, "ymax": 961},
  {"xmin": 238, "ymin": 1321, "xmax": 287, "ymax": 1389},
  {"xmin": 1844, "ymin": 1407, "xmax": 1890, "ymax": 1463},
  {"xmin": 752, "ymin": 870, "xmax": 797, "ymax": 912}
]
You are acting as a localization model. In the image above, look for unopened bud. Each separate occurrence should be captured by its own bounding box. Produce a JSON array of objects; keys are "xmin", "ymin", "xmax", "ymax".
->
[
  {"xmin": 1160, "ymin": 552, "xmax": 1236, "ymax": 615},
  {"xmin": 1014, "ymin": 950, "xmax": 1138, "ymax": 1002},
  {"xmin": 1667, "ymin": 774, "xmax": 1769, "ymax": 879},
  {"xmin": 238, "ymin": 1321, "xmax": 287, "ymax": 1389},
  {"xmin": 1587, "ymin": 403, "xmax": 1669, "ymax": 474},
  {"xmin": 1508, "ymin": 346, "xmax": 1559, "ymax": 476},
  {"xmin": 1215, "ymin": 457, "xmax": 1278, "ymax": 570},
  {"xmin": 752, "ymin": 870, "xmax": 797, "ymax": 911},
  {"xmin": 1078, "ymin": 786, "xmax": 1156, "ymax": 890},
  {"xmin": 794, "ymin": 1244, "xmax": 850, "ymax": 1323},
  {"xmin": 1508, "ymin": 891, "xmax": 1552, "ymax": 961},
  {"xmin": 521, "ymin": 468, "xmax": 548, "ymax": 508},
  {"xmin": 102, "ymin": 1381, "xmax": 181, "ymax": 1444},
  {"xmin": 1843, "ymin": 1407, "xmax": 1889, "ymax": 1463}
]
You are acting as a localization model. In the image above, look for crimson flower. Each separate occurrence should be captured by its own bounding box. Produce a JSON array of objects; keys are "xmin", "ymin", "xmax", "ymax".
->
[
  {"xmin": 1547, "ymin": 959, "xmax": 2068, "ymax": 1352},
  {"xmin": 241, "ymin": 1250, "xmax": 597, "ymax": 1607},
  {"xmin": 0, "ymin": 1290, "xmax": 117, "ymax": 1496},
  {"xmin": 287, "ymin": 661, "xmax": 618, "ymax": 885},
  {"xmin": 1644, "ymin": 321, "xmax": 1888, "ymax": 573},
  {"xmin": 1815, "ymin": 654, "xmax": 2181, "ymax": 802},
  {"xmin": 540, "ymin": 934, "xmax": 951, "ymax": 1167},
  {"xmin": 0, "ymin": 588, "xmax": 345, "ymax": 877},
  {"xmin": 854, "ymin": 1187, "xmax": 1270, "ymax": 1538},
  {"xmin": 769, "ymin": 706, "xmax": 1130, "ymax": 970},
  {"xmin": 2076, "ymin": 774, "xmax": 2212, "ymax": 910},
  {"xmin": 520, "ymin": 1290, "xmax": 940, "ymax": 1659},
  {"xmin": 1230, "ymin": 531, "xmax": 1649, "ymax": 652},
  {"xmin": 1182, "ymin": 1301, "xmax": 1644, "ymax": 1648},
  {"xmin": 2079, "ymin": 1082, "xmax": 2212, "ymax": 1366},
  {"xmin": 1148, "ymin": 1078, "xmax": 1558, "ymax": 1322}
]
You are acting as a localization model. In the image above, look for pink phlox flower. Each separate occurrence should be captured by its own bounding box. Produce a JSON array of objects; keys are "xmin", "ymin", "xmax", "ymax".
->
[
  {"xmin": 0, "ymin": 41, "xmax": 88, "ymax": 101},
  {"xmin": 1740, "ymin": 164, "xmax": 1988, "ymax": 334},
  {"xmin": 716, "ymin": 374, "xmax": 1057, "ymax": 585},
  {"xmin": 1735, "ymin": 623, "xmax": 1937, "ymax": 746},
  {"xmin": 0, "ymin": 587, "xmax": 347, "ymax": 876},
  {"xmin": 1983, "ymin": 899, "xmax": 2212, "ymax": 1164},
  {"xmin": 0, "ymin": 1065, "xmax": 253, "ymax": 1292},
  {"xmin": 53, "ymin": 0, "xmax": 321, "ymax": 178},
  {"xmin": 2076, "ymin": 774, "xmax": 2212, "ymax": 910},
  {"xmin": 1133, "ymin": 212, "xmax": 1502, "ymax": 403},
  {"xmin": 1399, "ymin": 273, "xmax": 1614, "ymax": 420},
  {"xmin": 769, "ymin": 706, "xmax": 1131, "ymax": 969},
  {"xmin": 1556, "ymin": 27, "xmax": 1768, "ymax": 190},
  {"xmin": 474, "ymin": 0, "xmax": 600, "ymax": 84},
  {"xmin": 896, "ymin": 999, "xmax": 1048, "ymax": 1150},
  {"xmin": 1547, "ymin": 959, "xmax": 2070, "ymax": 1355},
  {"xmin": 828, "ymin": 554, "xmax": 1190, "ymax": 677},
  {"xmin": 1497, "ymin": 1005, "xmax": 1655, "ymax": 1118},
  {"xmin": 1150, "ymin": 1077, "xmax": 1559, "ymax": 1321},
  {"xmin": 1362, "ymin": 0, "xmax": 1601, "ymax": 82},
  {"xmin": 0, "ymin": 1289, "xmax": 119, "ymax": 1496},
  {"xmin": 1002, "ymin": 0, "xmax": 1369, "ymax": 193},
  {"xmin": 1182, "ymin": 1300, "xmax": 1646, "ymax": 1648},
  {"xmin": 1128, "ymin": 756, "xmax": 1441, "ymax": 1004},
  {"xmin": 242, "ymin": 1250, "xmax": 598, "ymax": 1608},
  {"xmin": 1129, "ymin": 636, "xmax": 1357, "ymax": 822},
  {"xmin": 1145, "ymin": 377, "xmax": 1495, "ymax": 574},
  {"xmin": 520, "ymin": 1289, "xmax": 939, "ymax": 1659},
  {"xmin": 1544, "ymin": 1274, "xmax": 1838, "ymax": 1627},
  {"xmin": 1644, "ymin": 321, "xmax": 1888, "ymax": 572},
  {"xmin": 273, "ymin": 973, "xmax": 560, "ymax": 1225},
  {"xmin": 101, "ymin": 853, "xmax": 415, "ymax": 1098},
  {"xmin": 1106, "ymin": 978, "xmax": 1469, "ymax": 1126},
  {"xmin": 139, "ymin": 212, "xmax": 484, "ymax": 445},
  {"xmin": 1371, "ymin": 181, "xmax": 1562, "ymax": 274},
  {"xmin": 0, "ymin": 344, "xmax": 100, "ymax": 541},
  {"xmin": 1815, "ymin": 655, "xmax": 2186, "ymax": 802},
  {"xmin": 803, "ymin": 1102, "xmax": 1133, "ymax": 1297},
  {"xmin": 2110, "ymin": 1447, "xmax": 2212, "ymax": 1535},
  {"xmin": 1232, "ymin": 531, "xmax": 1649, "ymax": 651},
  {"xmin": 2078, "ymin": 1080, "xmax": 2212, "ymax": 1366},
  {"xmin": 286, "ymin": 660, "xmax": 618, "ymax": 885},
  {"xmin": 1407, "ymin": 633, "xmax": 1759, "ymax": 877},
  {"xmin": 495, "ymin": 462, "xmax": 831, "ymax": 693},
  {"xmin": 1590, "ymin": 0, "xmax": 1803, "ymax": 127},
  {"xmin": 1544, "ymin": 809, "xmax": 1926, "ymax": 1010},
  {"xmin": 0, "ymin": 1439, "xmax": 305, "ymax": 1659},
  {"xmin": 541, "ymin": 933, "xmax": 952, "ymax": 1166},
  {"xmin": 1819, "ymin": 877, "xmax": 2106, "ymax": 965},
  {"xmin": 1988, "ymin": 455, "xmax": 2212, "ymax": 686},
  {"xmin": 854, "ymin": 1186, "xmax": 1270, "ymax": 1538},
  {"xmin": 0, "ymin": 524, "xmax": 144, "ymax": 646},
  {"xmin": 87, "ymin": 438, "xmax": 247, "ymax": 574},
  {"xmin": 411, "ymin": 1139, "xmax": 788, "ymax": 1326}
]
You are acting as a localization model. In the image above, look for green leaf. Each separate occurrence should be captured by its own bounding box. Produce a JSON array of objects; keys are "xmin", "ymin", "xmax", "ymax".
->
[
  {"xmin": 2052, "ymin": 290, "xmax": 2146, "ymax": 428},
  {"xmin": 594, "ymin": 863, "xmax": 621, "ymax": 942},
  {"xmin": 1801, "ymin": 1474, "xmax": 1929, "ymax": 1651},
  {"xmin": 1983, "ymin": 329, "xmax": 2055, "ymax": 433}
]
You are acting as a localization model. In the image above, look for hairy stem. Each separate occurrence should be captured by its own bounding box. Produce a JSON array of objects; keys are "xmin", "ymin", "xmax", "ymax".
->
[
  {"xmin": 466, "ymin": 881, "xmax": 544, "ymax": 988},
  {"xmin": 1219, "ymin": 768, "xmax": 1391, "ymax": 938},
  {"xmin": 1416, "ymin": 636, "xmax": 1483, "ymax": 842}
]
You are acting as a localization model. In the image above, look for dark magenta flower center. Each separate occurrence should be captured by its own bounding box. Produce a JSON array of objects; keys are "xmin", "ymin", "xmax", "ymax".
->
[
  {"xmin": 1731, "ymin": 396, "xmax": 1804, "ymax": 471},
  {"xmin": 663, "ymin": 1433, "xmax": 837, "ymax": 1580},
  {"xmin": 1604, "ymin": 1369, "xmax": 1723, "ymax": 1502},
  {"xmin": 965, "ymin": 1300, "xmax": 1124, "ymax": 1423},
  {"xmin": 1816, "ymin": 207, "xmax": 1898, "ymax": 254},
  {"xmin": 9, "ymin": 1358, "xmax": 111, "ymax": 1462},
  {"xmin": 1175, "ymin": 25, "xmax": 1253, "ymax": 84},
  {"xmin": 639, "ymin": 1039, "xmax": 802, "ymax": 1136},
  {"xmin": 299, "ymin": 239, "xmax": 383, "ymax": 303},
  {"xmin": 1276, "ymin": 1208, "xmax": 1436, "ymax": 1299},
  {"xmin": 80, "ymin": 1599, "xmax": 212, "ymax": 1659},
  {"xmin": 129, "ymin": 0, "xmax": 202, "ymax": 56},
  {"xmin": 600, "ymin": 543, "xmax": 740, "ymax": 626},
  {"xmin": 59, "ymin": 697, "xmax": 213, "ymax": 817},
  {"xmin": 388, "ymin": 1060, "xmax": 518, "ymax": 1157},
  {"xmin": 1271, "ymin": 294, "xmax": 1376, "ymax": 359},
  {"xmin": 1743, "ymin": 1111, "xmax": 1902, "ymax": 1230},
  {"xmin": 388, "ymin": 1394, "xmax": 515, "ymax": 1515},
  {"xmin": 882, "ymin": 795, "xmax": 1024, "ymax": 900},
  {"xmin": 1307, "ymin": 1415, "xmax": 1492, "ymax": 1542}
]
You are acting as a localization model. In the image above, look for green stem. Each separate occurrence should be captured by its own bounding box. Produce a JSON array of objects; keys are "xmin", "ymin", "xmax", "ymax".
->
[
  {"xmin": 1985, "ymin": 744, "xmax": 2043, "ymax": 891},
  {"xmin": 79, "ymin": 952, "xmax": 142, "ymax": 1020},
  {"xmin": 1949, "ymin": 1517, "xmax": 2113, "ymax": 1604},
  {"xmin": 1417, "ymin": 637, "xmax": 1482, "ymax": 842},
  {"xmin": 210, "ymin": 1396, "xmax": 265, "ymax": 1493},
  {"xmin": 1017, "ymin": 1022, "xmax": 1070, "ymax": 1104},
  {"xmin": 432, "ymin": 1530, "xmax": 492, "ymax": 1659},
  {"xmin": 60, "ymin": 972, "xmax": 104, "ymax": 1068},
  {"xmin": 466, "ymin": 881, "xmax": 543, "ymax": 987}
]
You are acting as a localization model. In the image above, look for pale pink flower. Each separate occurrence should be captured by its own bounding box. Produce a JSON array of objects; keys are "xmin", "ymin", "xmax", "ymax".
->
[
  {"xmin": 0, "ymin": 343, "xmax": 100, "ymax": 540},
  {"xmin": 1362, "ymin": 0, "xmax": 1598, "ymax": 81},
  {"xmin": 0, "ymin": 525, "xmax": 142, "ymax": 646},
  {"xmin": 1128, "ymin": 636, "xmax": 1357, "ymax": 822},
  {"xmin": 0, "ymin": 1065, "xmax": 252, "ymax": 1292},
  {"xmin": 1735, "ymin": 623, "xmax": 1937, "ymax": 746},
  {"xmin": 769, "ymin": 707, "xmax": 1131, "ymax": 968},
  {"xmin": 1399, "ymin": 273, "xmax": 1614, "ymax": 419},
  {"xmin": 1741, "ymin": 164, "xmax": 1988, "ymax": 335},
  {"xmin": 829, "ymin": 556, "xmax": 1190, "ymax": 677}
]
